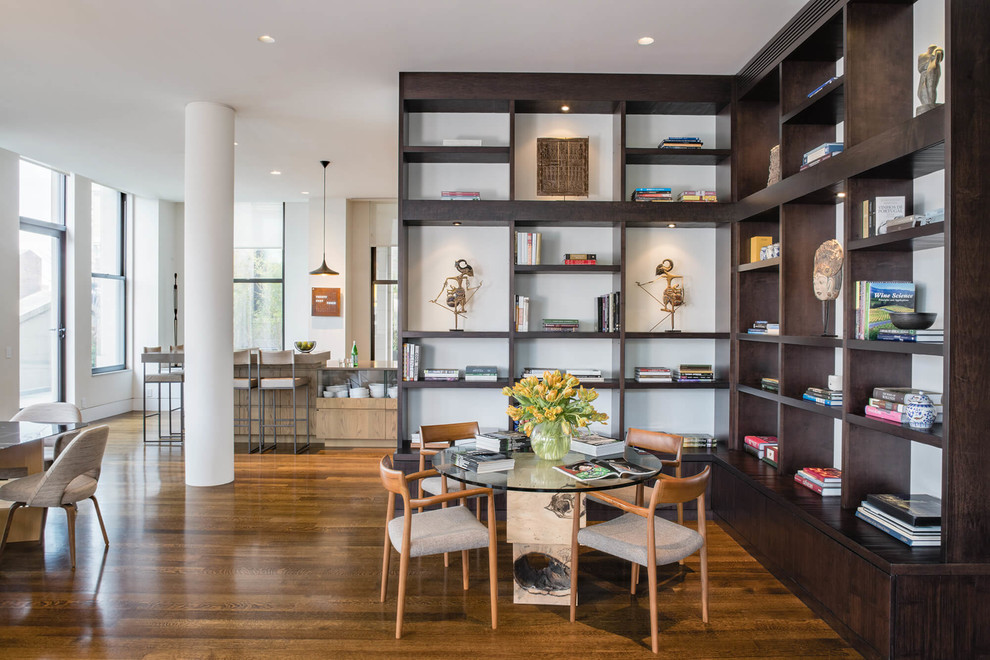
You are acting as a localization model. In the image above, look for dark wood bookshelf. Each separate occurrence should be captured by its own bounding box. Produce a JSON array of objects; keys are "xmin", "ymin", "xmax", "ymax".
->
[
  {"xmin": 737, "ymin": 256, "xmax": 780, "ymax": 272},
  {"xmin": 846, "ymin": 413, "xmax": 943, "ymax": 449},
  {"xmin": 400, "ymin": 380, "xmax": 512, "ymax": 389},
  {"xmin": 736, "ymin": 333, "xmax": 780, "ymax": 343},
  {"xmin": 845, "ymin": 338, "xmax": 943, "ymax": 356},
  {"xmin": 623, "ymin": 379, "xmax": 730, "ymax": 390},
  {"xmin": 847, "ymin": 222, "xmax": 945, "ymax": 252},
  {"xmin": 401, "ymin": 146, "xmax": 510, "ymax": 164},
  {"xmin": 401, "ymin": 199, "xmax": 733, "ymax": 226},
  {"xmin": 514, "ymin": 331, "xmax": 619, "ymax": 340},
  {"xmin": 624, "ymin": 331, "xmax": 730, "ymax": 340},
  {"xmin": 401, "ymin": 331, "xmax": 510, "ymax": 339},
  {"xmin": 513, "ymin": 264, "xmax": 620, "ymax": 274},
  {"xmin": 779, "ymin": 394, "xmax": 842, "ymax": 419},
  {"xmin": 625, "ymin": 147, "xmax": 731, "ymax": 166},
  {"xmin": 781, "ymin": 76, "xmax": 844, "ymax": 125},
  {"xmin": 737, "ymin": 384, "xmax": 779, "ymax": 403}
]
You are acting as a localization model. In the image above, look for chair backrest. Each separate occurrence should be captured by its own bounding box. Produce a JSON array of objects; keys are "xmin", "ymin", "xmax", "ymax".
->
[
  {"xmin": 24, "ymin": 425, "xmax": 110, "ymax": 507},
  {"xmin": 259, "ymin": 349, "xmax": 295, "ymax": 366},
  {"xmin": 419, "ymin": 421, "xmax": 480, "ymax": 445},
  {"xmin": 233, "ymin": 349, "xmax": 255, "ymax": 366},
  {"xmin": 626, "ymin": 428, "xmax": 683, "ymax": 465},
  {"xmin": 11, "ymin": 402, "xmax": 83, "ymax": 424},
  {"xmin": 144, "ymin": 346, "xmax": 162, "ymax": 353},
  {"xmin": 379, "ymin": 455, "xmax": 411, "ymax": 501},
  {"xmin": 649, "ymin": 465, "xmax": 711, "ymax": 509},
  {"xmin": 170, "ymin": 344, "xmax": 184, "ymax": 352}
]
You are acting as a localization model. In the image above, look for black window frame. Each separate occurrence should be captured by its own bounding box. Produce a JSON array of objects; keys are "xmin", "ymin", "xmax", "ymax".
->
[
  {"xmin": 91, "ymin": 188, "xmax": 127, "ymax": 375},
  {"xmin": 370, "ymin": 245, "xmax": 398, "ymax": 362}
]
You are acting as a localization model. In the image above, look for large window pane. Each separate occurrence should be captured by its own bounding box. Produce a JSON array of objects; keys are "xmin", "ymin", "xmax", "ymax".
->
[
  {"xmin": 20, "ymin": 230, "xmax": 59, "ymax": 405},
  {"xmin": 234, "ymin": 282, "xmax": 283, "ymax": 350},
  {"xmin": 92, "ymin": 277, "xmax": 125, "ymax": 370},
  {"xmin": 373, "ymin": 283, "xmax": 398, "ymax": 362},
  {"xmin": 91, "ymin": 183, "xmax": 122, "ymax": 274},
  {"xmin": 19, "ymin": 160, "xmax": 62, "ymax": 224},
  {"xmin": 234, "ymin": 248, "xmax": 282, "ymax": 279}
]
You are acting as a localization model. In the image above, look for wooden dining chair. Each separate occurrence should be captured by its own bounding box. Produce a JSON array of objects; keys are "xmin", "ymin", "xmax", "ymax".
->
[
  {"xmin": 378, "ymin": 455, "xmax": 497, "ymax": 639},
  {"xmin": 591, "ymin": 429, "xmax": 685, "ymax": 523},
  {"xmin": 416, "ymin": 421, "xmax": 480, "ymax": 506},
  {"xmin": 570, "ymin": 465, "xmax": 711, "ymax": 654}
]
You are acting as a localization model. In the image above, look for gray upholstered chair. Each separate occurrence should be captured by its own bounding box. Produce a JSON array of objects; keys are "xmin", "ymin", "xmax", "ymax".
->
[
  {"xmin": 233, "ymin": 349, "xmax": 260, "ymax": 453},
  {"xmin": 258, "ymin": 349, "xmax": 310, "ymax": 454},
  {"xmin": 0, "ymin": 425, "xmax": 111, "ymax": 569},
  {"xmin": 378, "ymin": 455, "xmax": 497, "ymax": 639},
  {"xmin": 569, "ymin": 465, "xmax": 711, "ymax": 654},
  {"xmin": 10, "ymin": 402, "xmax": 83, "ymax": 465}
]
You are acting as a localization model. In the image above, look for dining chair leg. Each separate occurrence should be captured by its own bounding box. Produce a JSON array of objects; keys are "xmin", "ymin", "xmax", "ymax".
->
[
  {"xmin": 462, "ymin": 549, "xmax": 469, "ymax": 589},
  {"xmin": 700, "ymin": 543, "xmax": 709, "ymax": 623},
  {"xmin": 631, "ymin": 562, "xmax": 640, "ymax": 594},
  {"xmin": 39, "ymin": 507, "xmax": 49, "ymax": 547},
  {"xmin": 63, "ymin": 504, "xmax": 77, "ymax": 570},
  {"xmin": 0, "ymin": 502, "xmax": 23, "ymax": 560},
  {"xmin": 396, "ymin": 548, "xmax": 410, "ymax": 639},
  {"xmin": 648, "ymin": 561, "xmax": 659, "ymax": 654},
  {"xmin": 380, "ymin": 540, "xmax": 391, "ymax": 603},
  {"xmin": 90, "ymin": 496, "xmax": 109, "ymax": 546},
  {"xmin": 569, "ymin": 493, "xmax": 581, "ymax": 623},
  {"xmin": 488, "ymin": 493, "xmax": 498, "ymax": 630}
]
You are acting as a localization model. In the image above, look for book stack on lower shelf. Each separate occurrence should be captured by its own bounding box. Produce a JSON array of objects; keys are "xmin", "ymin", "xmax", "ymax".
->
[
  {"xmin": 658, "ymin": 136, "xmax": 703, "ymax": 149},
  {"xmin": 743, "ymin": 435, "xmax": 777, "ymax": 459},
  {"xmin": 866, "ymin": 387, "xmax": 942, "ymax": 425},
  {"xmin": 678, "ymin": 364, "xmax": 714, "ymax": 383},
  {"xmin": 747, "ymin": 321, "xmax": 779, "ymax": 335},
  {"xmin": 803, "ymin": 386, "xmax": 842, "ymax": 407},
  {"xmin": 677, "ymin": 189, "xmax": 717, "ymax": 202},
  {"xmin": 761, "ymin": 377, "xmax": 779, "ymax": 393},
  {"xmin": 794, "ymin": 467, "xmax": 841, "ymax": 497},
  {"xmin": 877, "ymin": 328, "xmax": 943, "ymax": 343},
  {"xmin": 450, "ymin": 448, "xmax": 514, "ymax": 473},
  {"xmin": 855, "ymin": 493, "xmax": 942, "ymax": 547},
  {"xmin": 799, "ymin": 142, "xmax": 843, "ymax": 171},
  {"xmin": 564, "ymin": 252, "xmax": 596, "ymax": 265},
  {"xmin": 441, "ymin": 190, "xmax": 481, "ymax": 201},
  {"xmin": 542, "ymin": 318, "xmax": 579, "ymax": 333},
  {"xmin": 465, "ymin": 365, "xmax": 498, "ymax": 382},
  {"xmin": 679, "ymin": 433, "xmax": 718, "ymax": 450},
  {"xmin": 569, "ymin": 368, "xmax": 604, "ymax": 383},
  {"xmin": 631, "ymin": 187, "xmax": 672, "ymax": 202},
  {"xmin": 423, "ymin": 368, "xmax": 458, "ymax": 382},
  {"xmin": 475, "ymin": 430, "xmax": 529, "ymax": 453},
  {"xmin": 761, "ymin": 444, "xmax": 778, "ymax": 468},
  {"xmin": 636, "ymin": 367, "xmax": 673, "ymax": 383}
]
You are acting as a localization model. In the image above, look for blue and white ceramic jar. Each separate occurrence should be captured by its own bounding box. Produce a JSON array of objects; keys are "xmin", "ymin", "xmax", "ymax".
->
[{"xmin": 906, "ymin": 394, "xmax": 937, "ymax": 430}]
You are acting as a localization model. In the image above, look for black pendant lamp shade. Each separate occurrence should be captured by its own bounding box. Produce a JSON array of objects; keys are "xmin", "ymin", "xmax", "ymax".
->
[{"xmin": 310, "ymin": 160, "xmax": 339, "ymax": 276}]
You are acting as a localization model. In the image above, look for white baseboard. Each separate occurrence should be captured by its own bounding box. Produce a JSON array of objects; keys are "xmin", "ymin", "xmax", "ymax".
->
[{"xmin": 83, "ymin": 399, "xmax": 134, "ymax": 423}]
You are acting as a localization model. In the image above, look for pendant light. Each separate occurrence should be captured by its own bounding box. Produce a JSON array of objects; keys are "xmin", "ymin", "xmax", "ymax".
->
[{"xmin": 309, "ymin": 159, "xmax": 339, "ymax": 276}]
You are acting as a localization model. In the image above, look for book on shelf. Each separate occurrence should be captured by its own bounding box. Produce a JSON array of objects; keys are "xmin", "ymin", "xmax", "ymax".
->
[
  {"xmin": 876, "ymin": 328, "xmax": 943, "ymax": 343},
  {"xmin": 465, "ymin": 365, "xmax": 499, "ymax": 382},
  {"xmin": 677, "ymin": 364, "xmax": 714, "ymax": 382},
  {"xmin": 761, "ymin": 443, "xmax": 779, "ymax": 468},
  {"xmin": 855, "ymin": 502, "xmax": 941, "ymax": 546},
  {"xmin": 631, "ymin": 187, "xmax": 673, "ymax": 202},
  {"xmin": 747, "ymin": 321, "xmax": 779, "ymax": 335},
  {"xmin": 807, "ymin": 76, "xmax": 839, "ymax": 98},
  {"xmin": 554, "ymin": 457, "xmax": 658, "ymax": 482},
  {"xmin": 864, "ymin": 493, "xmax": 941, "ymax": 527},
  {"xmin": 874, "ymin": 196, "xmax": 907, "ymax": 235},
  {"xmin": 801, "ymin": 142, "xmax": 843, "ymax": 166},
  {"xmin": 402, "ymin": 343, "xmax": 421, "ymax": 381},
  {"xmin": 743, "ymin": 435, "xmax": 777, "ymax": 459},
  {"xmin": 748, "ymin": 236, "xmax": 773, "ymax": 263},
  {"xmin": 799, "ymin": 150, "xmax": 841, "ymax": 171},
  {"xmin": 676, "ymin": 189, "xmax": 717, "ymax": 202},
  {"xmin": 636, "ymin": 367, "xmax": 674, "ymax": 383},
  {"xmin": 802, "ymin": 387, "xmax": 842, "ymax": 407},
  {"xmin": 801, "ymin": 467, "xmax": 842, "ymax": 484},
  {"xmin": 794, "ymin": 470, "xmax": 841, "ymax": 497},
  {"xmin": 542, "ymin": 318, "xmax": 579, "ymax": 332},
  {"xmin": 564, "ymin": 253, "xmax": 596, "ymax": 260},
  {"xmin": 805, "ymin": 386, "xmax": 842, "ymax": 399},
  {"xmin": 761, "ymin": 377, "xmax": 779, "ymax": 392},
  {"xmin": 450, "ymin": 449, "xmax": 515, "ymax": 473},
  {"xmin": 440, "ymin": 190, "xmax": 481, "ymax": 200},
  {"xmin": 677, "ymin": 432, "xmax": 718, "ymax": 448},
  {"xmin": 861, "ymin": 199, "xmax": 874, "ymax": 238},
  {"xmin": 570, "ymin": 432, "xmax": 624, "ymax": 457},
  {"xmin": 520, "ymin": 367, "xmax": 556, "ymax": 378},
  {"xmin": 441, "ymin": 138, "xmax": 483, "ymax": 147},
  {"xmin": 596, "ymin": 291, "xmax": 620, "ymax": 333},
  {"xmin": 514, "ymin": 295, "xmax": 530, "ymax": 332},
  {"xmin": 475, "ymin": 430, "xmax": 530, "ymax": 453},
  {"xmin": 658, "ymin": 136, "xmax": 703, "ymax": 149},
  {"xmin": 515, "ymin": 231, "xmax": 542, "ymax": 265},
  {"xmin": 872, "ymin": 387, "xmax": 942, "ymax": 406},
  {"xmin": 569, "ymin": 369, "xmax": 604, "ymax": 383},
  {"xmin": 423, "ymin": 368, "xmax": 459, "ymax": 382},
  {"xmin": 564, "ymin": 259, "xmax": 597, "ymax": 265},
  {"xmin": 854, "ymin": 281, "xmax": 915, "ymax": 340},
  {"xmin": 865, "ymin": 404, "xmax": 942, "ymax": 425},
  {"xmin": 868, "ymin": 397, "xmax": 942, "ymax": 416}
]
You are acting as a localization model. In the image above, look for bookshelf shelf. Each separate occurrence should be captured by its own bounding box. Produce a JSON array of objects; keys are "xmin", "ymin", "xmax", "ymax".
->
[
  {"xmin": 737, "ymin": 257, "xmax": 780, "ymax": 272},
  {"xmin": 781, "ymin": 76, "xmax": 845, "ymax": 126},
  {"xmin": 401, "ymin": 331, "xmax": 510, "ymax": 339},
  {"xmin": 513, "ymin": 264, "xmax": 620, "ymax": 274},
  {"xmin": 779, "ymin": 394, "xmax": 843, "ymax": 419},
  {"xmin": 624, "ymin": 331, "xmax": 730, "ymax": 340},
  {"xmin": 737, "ymin": 384, "xmax": 779, "ymax": 403},
  {"xmin": 846, "ymin": 413, "xmax": 943, "ymax": 449},
  {"xmin": 401, "ymin": 380, "xmax": 513, "ymax": 389},
  {"xmin": 737, "ymin": 333, "xmax": 780, "ymax": 343},
  {"xmin": 847, "ymin": 222, "xmax": 945, "ymax": 252},
  {"xmin": 625, "ymin": 147, "xmax": 731, "ymax": 166},
  {"xmin": 845, "ymin": 338, "xmax": 943, "ymax": 356},
  {"xmin": 623, "ymin": 379, "xmax": 730, "ymax": 390},
  {"xmin": 402, "ymin": 146, "xmax": 511, "ymax": 164},
  {"xmin": 780, "ymin": 335, "xmax": 842, "ymax": 348},
  {"xmin": 514, "ymin": 331, "xmax": 619, "ymax": 340}
]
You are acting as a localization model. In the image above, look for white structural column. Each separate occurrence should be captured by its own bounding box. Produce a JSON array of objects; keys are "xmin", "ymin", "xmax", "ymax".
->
[{"xmin": 183, "ymin": 102, "xmax": 235, "ymax": 487}]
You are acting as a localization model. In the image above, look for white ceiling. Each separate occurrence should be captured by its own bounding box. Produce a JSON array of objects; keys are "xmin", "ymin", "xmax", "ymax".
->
[{"xmin": 0, "ymin": 0, "xmax": 806, "ymax": 204}]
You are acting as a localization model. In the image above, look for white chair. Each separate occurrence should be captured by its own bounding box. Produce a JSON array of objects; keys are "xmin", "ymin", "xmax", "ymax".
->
[{"xmin": 11, "ymin": 402, "xmax": 83, "ymax": 466}]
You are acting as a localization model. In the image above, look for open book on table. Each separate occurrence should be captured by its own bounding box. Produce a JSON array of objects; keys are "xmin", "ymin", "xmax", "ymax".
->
[{"xmin": 554, "ymin": 457, "xmax": 659, "ymax": 482}]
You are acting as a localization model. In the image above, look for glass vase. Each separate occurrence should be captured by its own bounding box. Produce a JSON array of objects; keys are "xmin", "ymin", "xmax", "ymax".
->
[{"xmin": 530, "ymin": 420, "xmax": 572, "ymax": 461}]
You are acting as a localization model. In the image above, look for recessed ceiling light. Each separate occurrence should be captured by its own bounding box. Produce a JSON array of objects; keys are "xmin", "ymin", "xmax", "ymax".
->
[
  {"xmin": 638, "ymin": 37, "xmax": 655, "ymax": 46},
  {"xmin": 561, "ymin": 105, "xmax": 570, "ymax": 112},
  {"xmin": 233, "ymin": 141, "xmax": 238, "ymax": 146},
  {"xmin": 452, "ymin": 222, "xmax": 462, "ymax": 226},
  {"xmin": 258, "ymin": 35, "xmax": 275, "ymax": 44},
  {"xmin": 667, "ymin": 223, "xmax": 677, "ymax": 228},
  {"xmin": 270, "ymin": 170, "xmax": 281, "ymax": 175},
  {"xmin": 837, "ymin": 192, "xmax": 847, "ymax": 198},
  {"xmin": 301, "ymin": 191, "xmax": 309, "ymax": 195}
]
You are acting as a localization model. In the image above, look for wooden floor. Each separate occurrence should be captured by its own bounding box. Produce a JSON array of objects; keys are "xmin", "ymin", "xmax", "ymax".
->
[{"xmin": 0, "ymin": 413, "xmax": 860, "ymax": 659}]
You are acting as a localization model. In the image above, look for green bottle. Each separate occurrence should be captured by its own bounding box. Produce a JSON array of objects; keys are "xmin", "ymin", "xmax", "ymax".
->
[{"xmin": 350, "ymin": 340, "xmax": 359, "ymax": 367}]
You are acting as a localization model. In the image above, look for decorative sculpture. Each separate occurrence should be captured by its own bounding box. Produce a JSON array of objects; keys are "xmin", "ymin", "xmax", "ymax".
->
[
  {"xmin": 813, "ymin": 239, "xmax": 844, "ymax": 336},
  {"xmin": 636, "ymin": 258, "xmax": 685, "ymax": 332},
  {"xmin": 430, "ymin": 258, "xmax": 482, "ymax": 331},
  {"xmin": 768, "ymin": 144, "xmax": 781, "ymax": 186},
  {"xmin": 917, "ymin": 44, "xmax": 944, "ymax": 116}
]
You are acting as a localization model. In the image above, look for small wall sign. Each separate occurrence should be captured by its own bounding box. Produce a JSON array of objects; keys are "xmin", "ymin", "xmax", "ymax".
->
[{"xmin": 312, "ymin": 287, "xmax": 341, "ymax": 317}]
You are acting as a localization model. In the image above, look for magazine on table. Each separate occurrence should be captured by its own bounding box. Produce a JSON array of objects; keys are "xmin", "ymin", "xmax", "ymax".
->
[{"xmin": 554, "ymin": 457, "xmax": 659, "ymax": 482}]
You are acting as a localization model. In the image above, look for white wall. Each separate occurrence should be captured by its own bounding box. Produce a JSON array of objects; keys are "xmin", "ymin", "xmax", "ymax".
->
[
  {"xmin": 159, "ymin": 201, "xmax": 183, "ymax": 350},
  {"xmin": 0, "ymin": 148, "xmax": 19, "ymax": 418}
]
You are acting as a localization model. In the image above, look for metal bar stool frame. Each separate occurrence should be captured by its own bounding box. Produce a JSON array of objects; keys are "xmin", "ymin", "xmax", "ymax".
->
[
  {"xmin": 258, "ymin": 350, "xmax": 311, "ymax": 454},
  {"xmin": 142, "ymin": 346, "xmax": 184, "ymax": 444},
  {"xmin": 233, "ymin": 348, "xmax": 260, "ymax": 453}
]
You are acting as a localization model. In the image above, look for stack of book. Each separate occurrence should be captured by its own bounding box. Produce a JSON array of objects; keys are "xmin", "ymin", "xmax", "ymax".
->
[
  {"xmin": 515, "ymin": 232, "xmax": 542, "ymax": 265},
  {"xmin": 570, "ymin": 432, "xmax": 624, "ymax": 456},
  {"xmin": 631, "ymin": 187, "xmax": 672, "ymax": 202},
  {"xmin": 423, "ymin": 368, "xmax": 458, "ymax": 382},
  {"xmin": 747, "ymin": 321, "xmax": 780, "ymax": 335},
  {"xmin": 679, "ymin": 433, "xmax": 718, "ymax": 449},
  {"xmin": 807, "ymin": 76, "xmax": 839, "ymax": 98},
  {"xmin": 465, "ymin": 365, "xmax": 498, "ymax": 382},
  {"xmin": 803, "ymin": 386, "xmax": 843, "ymax": 407},
  {"xmin": 475, "ymin": 430, "xmax": 530, "ymax": 453},
  {"xmin": 564, "ymin": 252, "xmax": 596, "ymax": 265},
  {"xmin": 762, "ymin": 444, "xmax": 779, "ymax": 468},
  {"xmin": 678, "ymin": 364, "xmax": 714, "ymax": 382},
  {"xmin": 761, "ymin": 377, "xmax": 779, "ymax": 393},
  {"xmin": 514, "ymin": 295, "xmax": 530, "ymax": 332},
  {"xmin": 402, "ymin": 343, "xmax": 421, "ymax": 381},
  {"xmin": 799, "ymin": 142, "xmax": 843, "ymax": 171},
  {"xmin": 635, "ymin": 367, "xmax": 674, "ymax": 383},
  {"xmin": 658, "ymin": 136, "xmax": 703, "ymax": 149},
  {"xmin": 743, "ymin": 435, "xmax": 777, "ymax": 459},
  {"xmin": 595, "ymin": 291, "xmax": 620, "ymax": 332},
  {"xmin": 542, "ymin": 319, "xmax": 579, "ymax": 332},
  {"xmin": 854, "ymin": 281, "xmax": 915, "ymax": 340},
  {"xmin": 677, "ymin": 189, "xmax": 717, "ymax": 202},
  {"xmin": 441, "ymin": 190, "xmax": 481, "ymax": 201},
  {"xmin": 855, "ymin": 493, "xmax": 942, "ymax": 547},
  {"xmin": 877, "ymin": 328, "xmax": 943, "ymax": 343},
  {"xmin": 450, "ymin": 448, "xmax": 515, "ymax": 473},
  {"xmin": 866, "ymin": 387, "xmax": 943, "ymax": 424},
  {"xmin": 521, "ymin": 367, "xmax": 554, "ymax": 379},
  {"xmin": 794, "ymin": 467, "xmax": 842, "ymax": 496},
  {"xmin": 569, "ymin": 368, "xmax": 604, "ymax": 383}
]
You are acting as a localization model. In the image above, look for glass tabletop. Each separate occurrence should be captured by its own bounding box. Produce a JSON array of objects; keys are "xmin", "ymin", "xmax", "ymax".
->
[
  {"xmin": 431, "ymin": 446, "xmax": 665, "ymax": 493},
  {"xmin": 0, "ymin": 421, "xmax": 85, "ymax": 449}
]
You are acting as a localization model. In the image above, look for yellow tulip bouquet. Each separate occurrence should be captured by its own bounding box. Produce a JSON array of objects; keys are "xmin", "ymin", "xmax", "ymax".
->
[{"xmin": 503, "ymin": 370, "xmax": 608, "ymax": 460}]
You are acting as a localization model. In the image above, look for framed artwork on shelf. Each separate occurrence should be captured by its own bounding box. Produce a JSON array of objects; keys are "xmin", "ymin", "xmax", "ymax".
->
[{"xmin": 536, "ymin": 137, "xmax": 589, "ymax": 197}]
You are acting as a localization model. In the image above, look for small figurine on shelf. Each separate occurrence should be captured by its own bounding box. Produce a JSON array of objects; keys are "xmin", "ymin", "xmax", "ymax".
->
[
  {"xmin": 430, "ymin": 258, "xmax": 483, "ymax": 331},
  {"xmin": 813, "ymin": 239, "xmax": 844, "ymax": 336},
  {"xmin": 768, "ymin": 144, "xmax": 781, "ymax": 186},
  {"xmin": 917, "ymin": 44, "xmax": 944, "ymax": 116},
  {"xmin": 636, "ymin": 258, "xmax": 685, "ymax": 332}
]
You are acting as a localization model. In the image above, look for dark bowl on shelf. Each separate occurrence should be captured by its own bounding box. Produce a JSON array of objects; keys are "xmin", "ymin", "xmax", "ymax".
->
[
  {"xmin": 888, "ymin": 312, "xmax": 937, "ymax": 330},
  {"xmin": 294, "ymin": 340, "xmax": 317, "ymax": 353}
]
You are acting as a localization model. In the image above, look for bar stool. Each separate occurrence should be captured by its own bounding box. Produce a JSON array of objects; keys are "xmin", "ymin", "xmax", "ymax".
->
[
  {"xmin": 258, "ymin": 350, "xmax": 311, "ymax": 454},
  {"xmin": 233, "ymin": 349, "xmax": 260, "ymax": 453},
  {"xmin": 142, "ymin": 346, "xmax": 184, "ymax": 444}
]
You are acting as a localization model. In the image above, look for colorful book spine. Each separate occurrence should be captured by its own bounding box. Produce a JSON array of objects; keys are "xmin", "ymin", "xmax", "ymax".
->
[{"xmin": 794, "ymin": 473, "xmax": 840, "ymax": 495}]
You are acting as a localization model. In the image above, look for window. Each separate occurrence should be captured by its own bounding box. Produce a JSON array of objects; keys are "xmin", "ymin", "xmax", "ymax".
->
[
  {"xmin": 19, "ymin": 160, "xmax": 67, "ymax": 405},
  {"xmin": 91, "ymin": 183, "xmax": 126, "ymax": 373},
  {"xmin": 371, "ymin": 246, "xmax": 398, "ymax": 362},
  {"xmin": 233, "ymin": 203, "xmax": 284, "ymax": 350}
]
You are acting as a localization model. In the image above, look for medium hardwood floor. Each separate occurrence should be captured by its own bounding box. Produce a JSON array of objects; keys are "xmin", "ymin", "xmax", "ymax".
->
[{"xmin": 0, "ymin": 413, "xmax": 860, "ymax": 659}]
